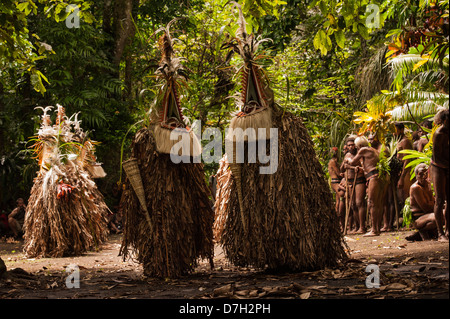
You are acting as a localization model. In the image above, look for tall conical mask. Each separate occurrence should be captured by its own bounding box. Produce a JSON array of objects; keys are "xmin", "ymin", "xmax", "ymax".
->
[{"xmin": 151, "ymin": 20, "xmax": 201, "ymax": 159}]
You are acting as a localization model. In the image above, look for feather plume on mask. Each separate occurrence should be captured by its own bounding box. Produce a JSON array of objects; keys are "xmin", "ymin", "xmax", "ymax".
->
[
  {"xmin": 214, "ymin": 4, "xmax": 348, "ymax": 272},
  {"xmin": 119, "ymin": 19, "xmax": 214, "ymax": 278},
  {"xmin": 149, "ymin": 19, "xmax": 201, "ymax": 158},
  {"xmin": 23, "ymin": 106, "xmax": 109, "ymax": 258},
  {"xmin": 222, "ymin": 1, "xmax": 275, "ymax": 143}
]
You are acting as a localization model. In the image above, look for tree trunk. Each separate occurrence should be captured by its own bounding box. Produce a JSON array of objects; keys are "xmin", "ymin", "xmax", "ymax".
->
[
  {"xmin": 112, "ymin": 0, "xmax": 138, "ymax": 66},
  {"xmin": 0, "ymin": 256, "xmax": 6, "ymax": 279},
  {"xmin": 0, "ymin": 83, "xmax": 4, "ymax": 154},
  {"xmin": 124, "ymin": 51, "xmax": 133, "ymax": 101}
]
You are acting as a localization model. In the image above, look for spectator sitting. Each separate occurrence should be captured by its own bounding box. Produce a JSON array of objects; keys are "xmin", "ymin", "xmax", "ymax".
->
[
  {"xmin": 8, "ymin": 198, "xmax": 26, "ymax": 240},
  {"xmin": 108, "ymin": 205, "xmax": 123, "ymax": 234},
  {"xmin": 0, "ymin": 209, "xmax": 10, "ymax": 237},
  {"xmin": 406, "ymin": 164, "xmax": 437, "ymax": 241}
]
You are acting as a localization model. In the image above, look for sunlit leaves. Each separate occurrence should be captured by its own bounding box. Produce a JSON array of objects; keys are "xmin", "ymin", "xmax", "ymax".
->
[
  {"xmin": 309, "ymin": 0, "xmax": 388, "ymax": 55},
  {"xmin": 399, "ymin": 148, "xmax": 433, "ymax": 179},
  {"xmin": 313, "ymin": 29, "xmax": 332, "ymax": 55},
  {"xmin": 17, "ymin": 0, "xmax": 38, "ymax": 15},
  {"xmin": 334, "ymin": 29, "xmax": 346, "ymax": 49},
  {"xmin": 241, "ymin": 0, "xmax": 287, "ymax": 31},
  {"xmin": 353, "ymin": 97, "xmax": 394, "ymax": 143}
]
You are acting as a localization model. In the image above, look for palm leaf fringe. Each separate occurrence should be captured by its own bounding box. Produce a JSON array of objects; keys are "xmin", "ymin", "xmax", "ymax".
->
[
  {"xmin": 119, "ymin": 127, "xmax": 214, "ymax": 278},
  {"xmin": 214, "ymin": 110, "xmax": 348, "ymax": 271},
  {"xmin": 23, "ymin": 163, "xmax": 109, "ymax": 258}
]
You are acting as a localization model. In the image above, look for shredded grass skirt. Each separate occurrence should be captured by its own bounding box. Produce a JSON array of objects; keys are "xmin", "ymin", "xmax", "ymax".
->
[
  {"xmin": 119, "ymin": 127, "xmax": 214, "ymax": 278},
  {"xmin": 23, "ymin": 165, "xmax": 109, "ymax": 258},
  {"xmin": 214, "ymin": 111, "xmax": 348, "ymax": 271}
]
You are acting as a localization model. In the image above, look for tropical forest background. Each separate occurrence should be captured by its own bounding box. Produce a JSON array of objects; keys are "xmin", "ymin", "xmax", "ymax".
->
[{"xmin": 1, "ymin": 0, "xmax": 448, "ymax": 211}]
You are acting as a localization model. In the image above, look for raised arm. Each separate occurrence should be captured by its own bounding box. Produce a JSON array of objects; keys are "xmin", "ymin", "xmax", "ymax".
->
[{"xmin": 348, "ymin": 148, "xmax": 366, "ymax": 167}]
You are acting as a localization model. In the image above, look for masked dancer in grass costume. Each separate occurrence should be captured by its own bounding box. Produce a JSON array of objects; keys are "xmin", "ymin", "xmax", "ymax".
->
[
  {"xmin": 23, "ymin": 105, "xmax": 109, "ymax": 258},
  {"xmin": 119, "ymin": 21, "xmax": 214, "ymax": 278},
  {"xmin": 214, "ymin": 3, "xmax": 347, "ymax": 271}
]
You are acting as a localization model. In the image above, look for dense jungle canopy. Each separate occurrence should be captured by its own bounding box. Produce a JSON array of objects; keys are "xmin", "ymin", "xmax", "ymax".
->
[{"xmin": 1, "ymin": 0, "xmax": 448, "ymax": 210}]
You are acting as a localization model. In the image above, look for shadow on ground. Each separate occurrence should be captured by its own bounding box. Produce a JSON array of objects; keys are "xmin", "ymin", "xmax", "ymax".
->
[{"xmin": 0, "ymin": 231, "xmax": 448, "ymax": 299}]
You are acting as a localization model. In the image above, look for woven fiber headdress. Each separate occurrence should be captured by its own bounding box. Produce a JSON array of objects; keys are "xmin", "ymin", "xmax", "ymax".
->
[{"xmin": 150, "ymin": 19, "xmax": 201, "ymax": 158}]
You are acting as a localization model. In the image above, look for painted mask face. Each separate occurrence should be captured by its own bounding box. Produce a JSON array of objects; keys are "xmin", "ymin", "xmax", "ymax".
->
[
  {"xmin": 239, "ymin": 65, "xmax": 267, "ymax": 117},
  {"xmin": 153, "ymin": 32, "xmax": 188, "ymax": 131},
  {"xmin": 160, "ymin": 83, "xmax": 185, "ymax": 130}
]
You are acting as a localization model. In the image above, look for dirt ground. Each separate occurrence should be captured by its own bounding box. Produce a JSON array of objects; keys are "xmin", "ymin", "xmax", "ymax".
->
[{"xmin": 0, "ymin": 229, "xmax": 448, "ymax": 300}]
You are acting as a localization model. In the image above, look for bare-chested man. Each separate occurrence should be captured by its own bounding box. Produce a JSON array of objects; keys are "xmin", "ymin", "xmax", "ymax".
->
[
  {"xmin": 368, "ymin": 132, "xmax": 394, "ymax": 232},
  {"xmin": 328, "ymin": 147, "xmax": 343, "ymax": 217},
  {"xmin": 395, "ymin": 123, "xmax": 414, "ymax": 204},
  {"xmin": 414, "ymin": 121, "xmax": 432, "ymax": 152},
  {"xmin": 430, "ymin": 108, "xmax": 449, "ymax": 242},
  {"xmin": 341, "ymin": 135, "xmax": 366, "ymax": 234},
  {"xmin": 347, "ymin": 136, "xmax": 387, "ymax": 236},
  {"xmin": 412, "ymin": 130, "xmax": 421, "ymax": 150},
  {"xmin": 406, "ymin": 163, "xmax": 437, "ymax": 241}
]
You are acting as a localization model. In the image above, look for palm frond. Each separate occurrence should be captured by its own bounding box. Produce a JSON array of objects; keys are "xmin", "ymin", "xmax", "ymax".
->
[
  {"xmin": 388, "ymin": 52, "xmax": 448, "ymax": 91},
  {"xmin": 328, "ymin": 117, "xmax": 349, "ymax": 152},
  {"xmin": 400, "ymin": 90, "xmax": 448, "ymax": 102},
  {"xmin": 406, "ymin": 69, "xmax": 448, "ymax": 90},
  {"xmin": 388, "ymin": 54, "xmax": 429, "ymax": 73},
  {"xmin": 388, "ymin": 98, "xmax": 449, "ymax": 122},
  {"xmin": 398, "ymin": 149, "xmax": 432, "ymax": 179},
  {"xmin": 377, "ymin": 144, "xmax": 391, "ymax": 180}
]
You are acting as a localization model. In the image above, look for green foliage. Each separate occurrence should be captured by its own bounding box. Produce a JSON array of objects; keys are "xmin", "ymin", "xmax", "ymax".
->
[
  {"xmin": 2, "ymin": 0, "xmax": 446, "ymax": 210},
  {"xmin": 402, "ymin": 197, "xmax": 413, "ymax": 227},
  {"xmin": 400, "ymin": 148, "xmax": 432, "ymax": 179},
  {"xmin": 266, "ymin": 14, "xmax": 363, "ymax": 167},
  {"xmin": 0, "ymin": 0, "xmax": 95, "ymax": 94},
  {"xmin": 308, "ymin": 0, "xmax": 389, "ymax": 56},
  {"xmin": 377, "ymin": 143, "xmax": 391, "ymax": 180}
]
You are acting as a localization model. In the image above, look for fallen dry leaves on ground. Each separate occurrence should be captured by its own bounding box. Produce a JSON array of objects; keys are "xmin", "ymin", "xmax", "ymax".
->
[{"xmin": 0, "ymin": 233, "xmax": 448, "ymax": 299}]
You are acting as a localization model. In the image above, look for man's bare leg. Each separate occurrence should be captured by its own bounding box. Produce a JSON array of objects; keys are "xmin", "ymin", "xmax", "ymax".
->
[
  {"xmin": 338, "ymin": 196, "xmax": 346, "ymax": 231},
  {"xmin": 363, "ymin": 178, "xmax": 383, "ymax": 236},
  {"xmin": 347, "ymin": 209, "xmax": 355, "ymax": 233},
  {"xmin": 350, "ymin": 200, "xmax": 360, "ymax": 233},
  {"xmin": 431, "ymin": 165, "xmax": 449, "ymax": 242},
  {"xmin": 414, "ymin": 213, "xmax": 437, "ymax": 240},
  {"xmin": 354, "ymin": 183, "xmax": 366, "ymax": 234},
  {"xmin": 340, "ymin": 197, "xmax": 346, "ymax": 230},
  {"xmin": 8, "ymin": 218, "xmax": 20, "ymax": 238},
  {"xmin": 445, "ymin": 171, "xmax": 449, "ymax": 238},
  {"xmin": 331, "ymin": 183, "xmax": 340, "ymax": 215},
  {"xmin": 381, "ymin": 182, "xmax": 394, "ymax": 232}
]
